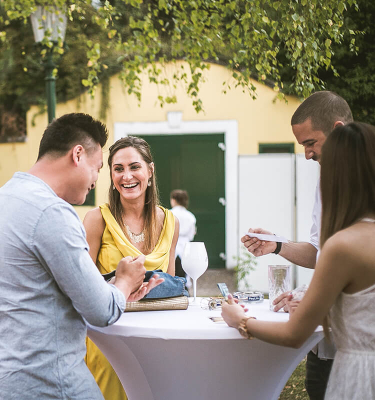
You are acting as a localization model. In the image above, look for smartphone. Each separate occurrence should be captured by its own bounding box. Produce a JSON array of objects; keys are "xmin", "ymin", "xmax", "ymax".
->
[
  {"xmin": 217, "ymin": 282, "xmax": 230, "ymax": 300},
  {"xmin": 102, "ymin": 270, "xmax": 116, "ymax": 282}
]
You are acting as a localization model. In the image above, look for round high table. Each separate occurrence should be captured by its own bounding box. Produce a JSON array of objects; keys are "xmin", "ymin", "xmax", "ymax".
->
[{"xmin": 87, "ymin": 299, "xmax": 323, "ymax": 400}]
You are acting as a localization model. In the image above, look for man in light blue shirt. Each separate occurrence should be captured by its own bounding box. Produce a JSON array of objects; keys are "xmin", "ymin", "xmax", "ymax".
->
[{"xmin": 0, "ymin": 113, "xmax": 161, "ymax": 400}]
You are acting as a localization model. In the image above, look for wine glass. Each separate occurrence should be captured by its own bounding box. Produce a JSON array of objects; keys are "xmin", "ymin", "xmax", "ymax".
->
[{"xmin": 181, "ymin": 242, "xmax": 208, "ymax": 303}]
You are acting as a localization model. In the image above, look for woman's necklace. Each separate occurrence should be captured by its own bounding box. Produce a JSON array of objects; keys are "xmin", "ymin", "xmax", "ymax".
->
[{"xmin": 124, "ymin": 223, "xmax": 145, "ymax": 243}]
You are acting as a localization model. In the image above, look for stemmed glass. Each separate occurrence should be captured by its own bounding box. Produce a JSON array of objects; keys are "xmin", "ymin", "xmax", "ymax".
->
[{"xmin": 181, "ymin": 242, "xmax": 208, "ymax": 303}]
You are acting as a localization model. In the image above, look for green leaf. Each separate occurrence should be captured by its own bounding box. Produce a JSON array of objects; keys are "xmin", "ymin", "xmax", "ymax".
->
[{"xmin": 0, "ymin": 0, "xmax": 362, "ymax": 119}]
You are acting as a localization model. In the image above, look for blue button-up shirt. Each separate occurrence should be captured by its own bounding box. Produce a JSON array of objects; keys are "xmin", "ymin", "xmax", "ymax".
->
[{"xmin": 0, "ymin": 172, "xmax": 126, "ymax": 399}]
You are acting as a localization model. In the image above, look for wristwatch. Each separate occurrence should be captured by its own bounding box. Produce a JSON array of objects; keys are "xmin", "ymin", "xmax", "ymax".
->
[
  {"xmin": 273, "ymin": 240, "xmax": 282, "ymax": 255},
  {"xmin": 238, "ymin": 316, "xmax": 256, "ymax": 339}
]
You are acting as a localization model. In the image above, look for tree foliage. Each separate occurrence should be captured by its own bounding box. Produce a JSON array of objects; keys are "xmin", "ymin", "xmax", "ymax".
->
[
  {"xmin": 0, "ymin": 1, "xmax": 121, "ymax": 139},
  {"xmin": 317, "ymin": 0, "xmax": 375, "ymax": 125},
  {"xmin": 1, "ymin": 0, "xmax": 358, "ymax": 117},
  {"xmin": 277, "ymin": 0, "xmax": 375, "ymax": 125}
]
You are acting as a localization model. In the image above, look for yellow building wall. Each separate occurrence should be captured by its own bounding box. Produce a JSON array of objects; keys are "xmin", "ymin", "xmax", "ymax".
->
[{"xmin": 0, "ymin": 62, "xmax": 302, "ymax": 220}]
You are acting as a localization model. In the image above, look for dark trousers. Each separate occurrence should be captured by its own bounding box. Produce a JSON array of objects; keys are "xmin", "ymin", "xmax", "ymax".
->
[
  {"xmin": 305, "ymin": 350, "xmax": 334, "ymax": 400},
  {"xmin": 175, "ymin": 256, "xmax": 185, "ymax": 278}
]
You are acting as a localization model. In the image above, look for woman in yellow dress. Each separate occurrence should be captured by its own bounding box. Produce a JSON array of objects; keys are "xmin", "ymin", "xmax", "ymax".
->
[{"xmin": 83, "ymin": 136, "xmax": 179, "ymax": 400}]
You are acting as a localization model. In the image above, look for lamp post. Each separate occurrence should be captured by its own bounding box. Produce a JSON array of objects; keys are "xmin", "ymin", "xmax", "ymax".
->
[{"xmin": 30, "ymin": 6, "xmax": 67, "ymax": 124}]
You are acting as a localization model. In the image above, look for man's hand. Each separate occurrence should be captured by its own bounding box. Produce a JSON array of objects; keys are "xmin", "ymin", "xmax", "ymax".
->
[
  {"xmin": 272, "ymin": 291, "xmax": 300, "ymax": 314},
  {"xmin": 114, "ymin": 255, "xmax": 147, "ymax": 298},
  {"xmin": 127, "ymin": 274, "xmax": 165, "ymax": 302},
  {"xmin": 287, "ymin": 300, "xmax": 301, "ymax": 315},
  {"xmin": 241, "ymin": 228, "xmax": 277, "ymax": 257}
]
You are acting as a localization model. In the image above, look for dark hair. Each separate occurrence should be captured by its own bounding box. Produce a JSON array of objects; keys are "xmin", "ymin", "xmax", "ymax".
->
[
  {"xmin": 37, "ymin": 113, "xmax": 108, "ymax": 160},
  {"xmin": 320, "ymin": 122, "xmax": 375, "ymax": 248},
  {"xmin": 107, "ymin": 136, "xmax": 160, "ymax": 253},
  {"xmin": 170, "ymin": 189, "xmax": 189, "ymax": 208},
  {"xmin": 291, "ymin": 91, "xmax": 353, "ymax": 136}
]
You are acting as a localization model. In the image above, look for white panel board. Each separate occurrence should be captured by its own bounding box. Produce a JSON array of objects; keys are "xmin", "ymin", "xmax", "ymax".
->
[
  {"xmin": 238, "ymin": 154, "xmax": 294, "ymax": 293},
  {"xmin": 295, "ymin": 155, "xmax": 320, "ymax": 287}
]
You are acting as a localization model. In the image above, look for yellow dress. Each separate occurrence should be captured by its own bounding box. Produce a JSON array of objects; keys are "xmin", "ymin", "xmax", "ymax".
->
[{"xmin": 86, "ymin": 204, "xmax": 175, "ymax": 400}]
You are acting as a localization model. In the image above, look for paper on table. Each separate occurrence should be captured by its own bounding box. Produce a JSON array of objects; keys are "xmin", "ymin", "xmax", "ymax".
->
[
  {"xmin": 244, "ymin": 232, "xmax": 288, "ymax": 243},
  {"xmin": 209, "ymin": 316, "xmax": 226, "ymax": 324}
]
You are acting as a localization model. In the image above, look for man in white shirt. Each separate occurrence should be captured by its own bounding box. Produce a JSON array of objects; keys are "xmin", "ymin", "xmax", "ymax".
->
[
  {"xmin": 170, "ymin": 189, "xmax": 197, "ymax": 278},
  {"xmin": 242, "ymin": 91, "xmax": 353, "ymax": 400}
]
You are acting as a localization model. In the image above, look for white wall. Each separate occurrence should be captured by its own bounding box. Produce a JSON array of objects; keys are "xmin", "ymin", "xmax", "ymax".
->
[
  {"xmin": 238, "ymin": 154, "xmax": 294, "ymax": 293},
  {"xmin": 238, "ymin": 154, "xmax": 320, "ymax": 293}
]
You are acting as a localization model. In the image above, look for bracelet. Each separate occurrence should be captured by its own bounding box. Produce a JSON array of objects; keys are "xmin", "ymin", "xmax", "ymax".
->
[
  {"xmin": 273, "ymin": 241, "xmax": 282, "ymax": 255},
  {"xmin": 238, "ymin": 316, "xmax": 256, "ymax": 340}
]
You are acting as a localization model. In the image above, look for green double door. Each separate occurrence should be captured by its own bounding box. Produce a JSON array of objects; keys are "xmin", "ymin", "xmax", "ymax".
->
[{"xmin": 137, "ymin": 133, "xmax": 226, "ymax": 268}]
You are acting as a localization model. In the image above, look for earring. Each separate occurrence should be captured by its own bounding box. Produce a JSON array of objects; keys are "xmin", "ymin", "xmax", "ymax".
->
[
  {"xmin": 147, "ymin": 179, "xmax": 152, "ymax": 187},
  {"xmin": 113, "ymin": 184, "xmax": 116, "ymax": 190}
]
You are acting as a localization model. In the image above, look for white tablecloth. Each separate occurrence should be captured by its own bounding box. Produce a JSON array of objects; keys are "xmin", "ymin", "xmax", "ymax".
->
[{"xmin": 88, "ymin": 299, "xmax": 323, "ymax": 400}]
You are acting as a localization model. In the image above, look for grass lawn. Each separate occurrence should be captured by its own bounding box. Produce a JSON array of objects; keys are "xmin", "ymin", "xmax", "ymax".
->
[{"xmin": 279, "ymin": 358, "xmax": 309, "ymax": 399}]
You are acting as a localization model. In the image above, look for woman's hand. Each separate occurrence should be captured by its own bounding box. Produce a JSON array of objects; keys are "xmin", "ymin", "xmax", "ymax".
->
[
  {"xmin": 221, "ymin": 294, "xmax": 247, "ymax": 329},
  {"xmin": 127, "ymin": 274, "xmax": 164, "ymax": 302}
]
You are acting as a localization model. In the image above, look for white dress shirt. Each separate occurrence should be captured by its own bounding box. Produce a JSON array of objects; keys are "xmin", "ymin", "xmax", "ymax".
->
[
  {"xmin": 309, "ymin": 180, "xmax": 321, "ymax": 251},
  {"xmin": 309, "ymin": 180, "xmax": 336, "ymax": 360},
  {"xmin": 170, "ymin": 205, "xmax": 196, "ymax": 258}
]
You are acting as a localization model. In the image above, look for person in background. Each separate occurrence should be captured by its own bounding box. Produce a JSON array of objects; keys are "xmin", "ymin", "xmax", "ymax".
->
[
  {"xmin": 222, "ymin": 121, "xmax": 375, "ymax": 400},
  {"xmin": 170, "ymin": 189, "xmax": 197, "ymax": 279},
  {"xmin": 241, "ymin": 91, "xmax": 353, "ymax": 400},
  {"xmin": 84, "ymin": 136, "xmax": 179, "ymax": 400},
  {"xmin": 0, "ymin": 113, "xmax": 162, "ymax": 400}
]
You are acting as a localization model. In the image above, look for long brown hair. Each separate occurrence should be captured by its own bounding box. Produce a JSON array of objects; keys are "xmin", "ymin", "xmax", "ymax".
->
[
  {"xmin": 320, "ymin": 122, "xmax": 375, "ymax": 248},
  {"xmin": 320, "ymin": 122, "xmax": 375, "ymax": 338},
  {"xmin": 107, "ymin": 136, "xmax": 160, "ymax": 253}
]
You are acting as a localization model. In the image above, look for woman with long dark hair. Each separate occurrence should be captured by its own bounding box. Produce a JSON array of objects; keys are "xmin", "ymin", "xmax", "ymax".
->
[
  {"xmin": 222, "ymin": 122, "xmax": 375, "ymax": 399},
  {"xmin": 84, "ymin": 136, "xmax": 179, "ymax": 400}
]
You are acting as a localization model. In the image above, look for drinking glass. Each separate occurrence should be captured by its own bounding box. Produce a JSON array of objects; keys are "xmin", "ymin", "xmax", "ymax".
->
[
  {"xmin": 181, "ymin": 242, "xmax": 208, "ymax": 302},
  {"xmin": 268, "ymin": 265, "xmax": 291, "ymax": 311}
]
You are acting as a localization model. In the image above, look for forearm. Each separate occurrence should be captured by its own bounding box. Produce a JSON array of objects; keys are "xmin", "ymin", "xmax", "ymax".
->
[
  {"xmin": 245, "ymin": 319, "xmax": 308, "ymax": 349},
  {"xmin": 167, "ymin": 248, "xmax": 176, "ymax": 276},
  {"xmin": 167, "ymin": 261, "xmax": 175, "ymax": 276},
  {"xmin": 222, "ymin": 295, "xmax": 318, "ymax": 348},
  {"xmin": 278, "ymin": 241, "xmax": 318, "ymax": 269},
  {"xmin": 114, "ymin": 279, "xmax": 132, "ymax": 300}
]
